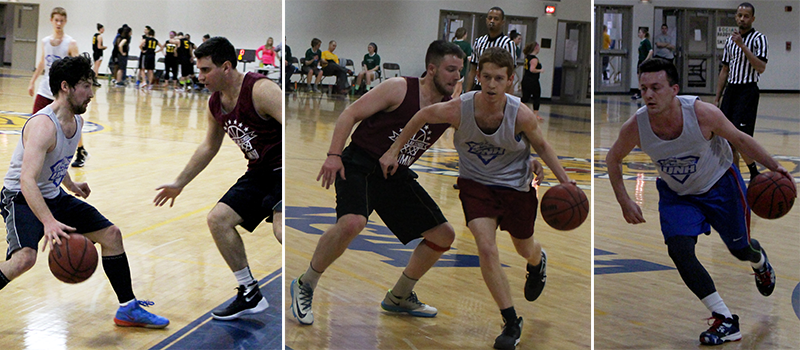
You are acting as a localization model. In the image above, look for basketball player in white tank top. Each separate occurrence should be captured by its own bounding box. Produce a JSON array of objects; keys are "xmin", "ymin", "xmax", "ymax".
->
[
  {"xmin": 27, "ymin": 7, "xmax": 78, "ymax": 104},
  {"xmin": 606, "ymin": 58, "xmax": 795, "ymax": 345},
  {"xmin": 381, "ymin": 47, "xmax": 574, "ymax": 349}
]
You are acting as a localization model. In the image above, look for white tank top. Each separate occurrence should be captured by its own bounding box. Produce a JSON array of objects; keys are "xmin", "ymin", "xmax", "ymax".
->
[
  {"xmin": 3, "ymin": 106, "xmax": 83, "ymax": 199},
  {"xmin": 454, "ymin": 91, "xmax": 533, "ymax": 192},
  {"xmin": 637, "ymin": 95, "xmax": 733, "ymax": 195},
  {"xmin": 36, "ymin": 34, "xmax": 75, "ymax": 100}
]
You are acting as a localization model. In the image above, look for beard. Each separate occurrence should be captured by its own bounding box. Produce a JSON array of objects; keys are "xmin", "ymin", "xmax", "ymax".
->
[
  {"xmin": 68, "ymin": 94, "xmax": 89, "ymax": 114},
  {"xmin": 432, "ymin": 72, "xmax": 453, "ymax": 96}
]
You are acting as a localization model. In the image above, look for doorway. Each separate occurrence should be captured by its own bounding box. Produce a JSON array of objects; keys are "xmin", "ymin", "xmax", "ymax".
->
[
  {"xmin": 552, "ymin": 20, "xmax": 590, "ymax": 105},
  {"xmin": 595, "ymin": 6, "xmax": 632, "ymax": 94}
]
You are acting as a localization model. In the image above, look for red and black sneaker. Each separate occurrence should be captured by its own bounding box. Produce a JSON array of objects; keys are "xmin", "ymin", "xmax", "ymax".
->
[{"xmin": 752, "ymin": 249, "xmax": 776, "ymax": 297}]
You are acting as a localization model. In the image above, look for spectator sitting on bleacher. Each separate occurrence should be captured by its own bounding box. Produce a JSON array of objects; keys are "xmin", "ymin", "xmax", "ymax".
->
[
  {"xmin": 257, "ymin": 37, "xmax": 276, "ymax": 67},
  {"xmin": 320, "ymin": 40, "xmax": 351, "ymax": 94},
  {"xmin": 303, "ymin": 38, "xmax": 324, "ymax": 92},
  {"xmin": 354, "ymin": 42, "xmax": 380, "ymax": 95}
]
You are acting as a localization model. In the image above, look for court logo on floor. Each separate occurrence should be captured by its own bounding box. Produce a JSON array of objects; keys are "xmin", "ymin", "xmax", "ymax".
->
[
  {"xmin": 1, "ymin": 111, "xmax": 104, "ymax": 135},
  {"xmin": 286, "ymin": 206, "xmax": 482, "ymax": 268}
]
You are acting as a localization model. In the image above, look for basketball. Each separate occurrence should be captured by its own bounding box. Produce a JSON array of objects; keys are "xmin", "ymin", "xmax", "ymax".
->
[
  {"xmin": 540, "ymin": 183, "xmax": 589, "ymax": 231},
  {"xmin": 747, "ymin": 171, "xmax": 796, "ymax": 219},
  {"xmin": 48, "ymin": 234, "xmax": 99, "ymax": 284}
]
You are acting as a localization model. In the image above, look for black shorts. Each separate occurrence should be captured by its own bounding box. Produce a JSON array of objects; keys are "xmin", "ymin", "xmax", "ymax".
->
[
  {"xmin": 218, "ymin": 167, "xmax": 282, "ymax": 232},
  {"xmin": 335, "ymin": 144, "xmax": 447, "ymax": 244},
  {"xmin": 180, "ymin": 59, "xmax": 194, "ymax": 77},
  {"xmin": 143, "ymin": 54, "xmax": 156, "ymax": 70},
  {"xmin": 1, "ymin": 187, "xmax": 113, "ymax": 260},
  {"xmin": 720, "ymin": 82, "xmax": 760, "ymax": 136},
  {"xmin": 93, "ymin": 51, "xmax": 103, "ymax": 62}
]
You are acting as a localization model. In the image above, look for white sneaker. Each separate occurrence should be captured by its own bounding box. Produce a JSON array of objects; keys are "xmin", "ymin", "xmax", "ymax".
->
[
  {"xmin": 290, "ymin": 276, "xmax": 314, "ymax": 325},
  {"xmin": 380, "ymin": 290, "xmax": 437, "ymax": 317}
]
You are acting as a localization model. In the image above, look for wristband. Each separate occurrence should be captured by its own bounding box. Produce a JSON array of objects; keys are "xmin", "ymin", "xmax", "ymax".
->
[{"xmin": 327, "ymin": 153, "xmax": 342, "ymax": 157}]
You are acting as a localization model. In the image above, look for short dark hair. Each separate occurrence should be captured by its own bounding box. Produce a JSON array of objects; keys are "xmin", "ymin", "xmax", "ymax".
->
[
  {"xmin": 638, "ymin": 58, "xmax": 680, "ymax": 87},
  {"xmin": 49, "ymin": 56, "xmax": 94, "ymax": 97},
  {"xmin": 148, "ymin": 28, "xmax": 155, "ymax": 36},
  {"xmin": 489, "ymin": 6, "xmax": 505, "ymax": 20},
  {"xmin": 311, "ymin": 38, "xmax": 321, "ymax": 47},
  {"xmin": 738, "ymin": 2, "xmax": 755, "ymax": 16},
  {"xmin": 203, "ymin": 34, "xmax": 210, "ymax": 40},
  {"xmin": 509, "ymin": 30, "xmax": 520, "ymax": 40},
  {"xmin": 97, "ymin": 23, "xmax": 103, "ymax": 30},
  {"xmin": 194, "ymin": 36, "xmax": 238, "ymax": 69},
  {"xmin": 478, "ymin": 47, "xmax": 515, "ymax": 77},
  {"xmin": 661, "ymin": 24, "xmax": 668, "ymax": 28},
  {"xmin": 454, "ymin": 27, "xmax": 467, "ymax": 40},
  {"xmin": 424, "ymin": 40, "xmax": 466, "ymax": 69}
]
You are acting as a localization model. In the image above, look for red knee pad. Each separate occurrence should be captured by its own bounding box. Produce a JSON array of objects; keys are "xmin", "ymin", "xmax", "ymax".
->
[{"xmin": 423, "ymin": 239, "xmax": 451, "ymax": 252}]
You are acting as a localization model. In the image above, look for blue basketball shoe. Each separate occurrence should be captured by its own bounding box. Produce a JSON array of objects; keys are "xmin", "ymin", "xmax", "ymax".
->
[
  {"xmin": 699, "ymin": 312, "xmax": 741, "ymax": 345},
  {"xmin": 113, "ymin": 300, "xmax": 169, "ymax": 328}
]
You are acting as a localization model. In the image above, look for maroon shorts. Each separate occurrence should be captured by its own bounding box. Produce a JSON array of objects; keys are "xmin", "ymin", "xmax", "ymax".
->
[
  {"xmin": 457, "ymin": 177, "xmax": 538, "ymax": 239},
  {"xmin": 32, "ymin": 95, "xmax": 53, "ymax": 114}
]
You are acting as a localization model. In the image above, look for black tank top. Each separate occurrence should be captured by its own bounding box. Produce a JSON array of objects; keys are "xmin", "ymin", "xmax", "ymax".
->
[
  {"xmin": 350, "ymin": 77, "xmax": 450, "ymax": 169},
  {"xmin": 92, "ymin": 33, "xmax": 102, "ymax": 55},
  {"xmin": 143, "ymin": 37, "xmax": 158, "ymax": 55}
]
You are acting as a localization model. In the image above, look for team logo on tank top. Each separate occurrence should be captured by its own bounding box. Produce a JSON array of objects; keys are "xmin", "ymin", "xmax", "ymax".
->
[
  {"xmin": 48, "ymin": 157, "xmax": 72, "ymax": 187},
  {"xmin": 465, "ymin": 141, "xmax": 506, "ymax": 165},
  {"xmin": 390, "ymin": 125, "xmax": 433, "ymax": 166},
  {"xmin": 656, "ymin": 156, "xmax": 699, "ymax": 184},
  {"xmin": 224, "ymin": 119, "xmax": 259, "ymax": 160}
]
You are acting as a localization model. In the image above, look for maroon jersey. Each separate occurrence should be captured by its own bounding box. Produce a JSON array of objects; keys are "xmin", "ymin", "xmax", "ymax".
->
[
  {"xmin": 209, "ymin": 72, "xmax": 281, "ymax": 171},
  {"xmin": 350, "ymin": 77, "xmax": 450, "ymax": 169}
]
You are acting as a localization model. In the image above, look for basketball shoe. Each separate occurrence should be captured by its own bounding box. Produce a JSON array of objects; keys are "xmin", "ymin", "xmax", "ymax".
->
[
  {"xmin": 525, "ymin": 249, "xmax": 547, "ymax": 301},
  {"xmin": 113, "ymin": 300, "xmax": 169, "ymax": 328},
  {"xmin": 752, "ymin": 249, "xmax": 776, "ymax": 296},
  {"xmin": 699, "ymin": 312, "xmax": 741, "ymax": 345},
  {"xmin": 493, "ymin": 316, "xmax": 523, "ymax": 350},
  {"xmin": 71, "ymin": 146, "xmax": 89, "ymax": 168},
  {"xmin": 211, "ymin": 282, "xmax": 269, "ymax": 320},
  {"xmin": 290, "ymin": 276, "xmax": 314, "ymax": 325},
  {"xmin": 380, "ymin": 290, "xmax": 437, "ymax": 317}
]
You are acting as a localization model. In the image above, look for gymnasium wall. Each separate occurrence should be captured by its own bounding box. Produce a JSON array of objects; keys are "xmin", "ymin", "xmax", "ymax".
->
[
  {"xmin": 14, "ymin": 0, "xmax": 279, "ymax": 73},
  {"xmin": 597, "ymin": 0, "xmax": 800, "ymax": 91},
  {"xmin": 287, "ymin": 0, "xmax": 591, "ymax": 99}
]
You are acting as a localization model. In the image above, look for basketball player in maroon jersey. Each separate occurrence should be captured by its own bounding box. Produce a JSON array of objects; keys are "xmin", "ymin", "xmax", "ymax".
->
[
  {"xmin": 154, "ymin": 37, "xmax": 282, "ymax": 320},
  {"xmin": 290, "ymin": 40, "xmax": 465, "ymax": 325}
]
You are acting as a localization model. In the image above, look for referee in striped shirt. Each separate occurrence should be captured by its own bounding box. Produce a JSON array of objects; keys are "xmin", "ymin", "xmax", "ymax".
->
[
  {"xmin": 466, "ymin": 7, "xmax": 517, "ymax": 93},
  {"xmin": 715, "ymin": 2, "xmax": 768, "ymax": 180}
]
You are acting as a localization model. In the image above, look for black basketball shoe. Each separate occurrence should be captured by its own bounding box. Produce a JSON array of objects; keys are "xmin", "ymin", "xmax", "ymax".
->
[
  {"xmin": 524, "ymin": 249, "xmax": 547, "ymax": 301},
  {"xmin": 493, "ymin": 316, "xmax": 523, "ymax": 349},
  {"xmin": 752, "ymin": 249, "xmax": 775, "ymax": 297},
  {"xmin": 211, "ymin": 282, "xmax": 269, "ymax": 320}
]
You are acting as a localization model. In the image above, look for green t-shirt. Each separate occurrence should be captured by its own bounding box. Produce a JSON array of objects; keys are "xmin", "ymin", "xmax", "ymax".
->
[
  {"xmin": 304, "ymin": 48, "xmax": 321, "ymax": 66},
  {"xmin": 453, "ymin": 39, "xmax": 473, "ymax": 78},
  {"xmin": 362, "ymin": 53, "xmax": 381, "ymax": 71},
  {"xmin": 638, "ymin": 39, "xmax": 652, "ymax": 63}
]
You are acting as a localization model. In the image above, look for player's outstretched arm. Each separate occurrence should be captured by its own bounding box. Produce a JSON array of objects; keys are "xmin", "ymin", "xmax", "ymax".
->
[
  {"xmin": 316, "ymin": 77, "xmax": 407, "ymax": 189},
  {"xmin": 154, "ymin": 110, "xmax": 225, "ymax": 207},
  {"xmin": 697, "ymin": 100, "xmax": 795, "ymax": 192},
  {"xmin": 19, "ymin": 116, "xmax": 76, "ymax": 251},
  {"xmin": 605, "ymin": 115, "xmax": 645, "ymax": 224},
  {"xmin": 379, "ymin": 99, "xmax": 460, "ymax": 178},
  {"xmin": 517, "ymin": 104, "xmax": 571, "ymax": 184}
]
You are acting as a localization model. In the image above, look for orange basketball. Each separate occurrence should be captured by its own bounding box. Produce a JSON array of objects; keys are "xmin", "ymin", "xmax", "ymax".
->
[
  {"xmin": 747, "ymin": 171, "xmax": 796, "ymax": 219},
  {"xmin": 540, "ymin": 183, "xmax": 589, "ymax": 230},
  {"xmin": 48, "ymin": 234, "xmax": 98, "ymax": 284}
]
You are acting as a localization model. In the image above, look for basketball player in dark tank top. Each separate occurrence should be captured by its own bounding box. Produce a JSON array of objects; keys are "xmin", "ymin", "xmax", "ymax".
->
[
  {"xmin": 154, "ymin": 37, "xmax": 282, "ymax": 321},
  {"xmin": 290, "ymin": 40, "xmax": 465, "ymax": 326}
]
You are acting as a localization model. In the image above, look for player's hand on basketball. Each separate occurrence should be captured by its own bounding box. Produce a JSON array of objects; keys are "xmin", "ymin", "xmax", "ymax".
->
[
  {"xmin": 530, "ymin": 159, "xmax": 544, "ymax": 186},
  {"xmin": 620, "ymin": 198, "xmax": 645, "ymax": 224},
  {"xmin": 775, "ymin": 166, "xmax": 797, "ymax": 196},
  {"xmin": 154, "ymin": 184, "xmax": 183, "ymax": 207},
  {"xmin": 41, "ymin": 220, "xmax": 75, "ymax": 252},
  {"xmin": 379, "ymin": 152, "xmax": 400, "ymax": 179},
  {"xmin": 317, "ymin": 155, "xmax": 345, "ymax": 189}
]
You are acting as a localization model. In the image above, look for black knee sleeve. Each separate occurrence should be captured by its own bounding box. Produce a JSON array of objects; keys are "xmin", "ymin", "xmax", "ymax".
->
[
  {"xmin": 729, "ymin": 238, "xmax": 762, "ymax": 263},
  {"xmin": 666, "ymin": 236, "xmax": 716, "ymax": 299}
]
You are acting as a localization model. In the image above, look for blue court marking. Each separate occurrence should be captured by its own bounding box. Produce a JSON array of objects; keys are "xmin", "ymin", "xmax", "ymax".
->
[
  {"xmin": 287, "ymin": 206, "xmax": 487, "ymax": 268},
  {"xmin": 0, "ymin": 111, "xmax": 105, "ymax": 135},
  {"xmin": 792, "ymin": 282, "xmax": 800, "ymax": 321},
  {"xmin": 594, "ymin": 248, "xmax": 675, "ymax": 275},
  {"xmin": 149, "ymin": 269, "xmax": 282, "ymax": 350}
]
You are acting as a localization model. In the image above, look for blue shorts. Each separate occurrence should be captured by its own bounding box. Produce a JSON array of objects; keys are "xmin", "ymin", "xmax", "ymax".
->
[
  {"xmin": 1, "ymin": 187, "xmax": 113, "ymax": 260},
  {"xmin": 657, "ymin": 166, "xmax": 750, "ymax": 250}
]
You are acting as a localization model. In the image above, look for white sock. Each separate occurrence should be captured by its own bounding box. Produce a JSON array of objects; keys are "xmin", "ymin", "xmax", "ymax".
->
[
  {"xmin": 234, "ymin": 266, "xmax": 256, "ymax": 287},
  {"xmin": 701, "ymin": 292, "xmax": 732, "ymax": 318},
  {"xmin": 750, "ymin": 251, "xmax": 765, "ymax": 270},
  {"xmin": 119, "ymin": 299, "xmax": 135, "ymax": 307}
]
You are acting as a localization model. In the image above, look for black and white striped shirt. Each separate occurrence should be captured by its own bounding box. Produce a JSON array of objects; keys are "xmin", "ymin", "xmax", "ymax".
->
[
  {"xmin": 470, "ymin": 34, "xmax": 517, "ymax": 86},
  {"xmin": 721, "ymin": 29, "xmax": 768, "ymax": 84}
]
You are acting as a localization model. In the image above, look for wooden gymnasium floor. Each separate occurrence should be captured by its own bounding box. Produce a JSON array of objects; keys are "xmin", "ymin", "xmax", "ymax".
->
[
  {"xmin": 285, "ymin": 89, "xmax": 592, "ymax": 349},
  {"xmin": 593, "ymin": 94, "xmax": 800, "ymax": 349},
  {"xmin": 0, "ymin": 69, "xmax": 282, "ymax": 350}
]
